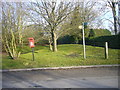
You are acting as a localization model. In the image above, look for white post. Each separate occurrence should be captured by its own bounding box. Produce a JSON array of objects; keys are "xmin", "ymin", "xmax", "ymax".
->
[
  {"xmin": 82, "ymin": 23, "xmax": 86, "ymax": 59},
  {"xmin": 105, "ymin": 42, "xmax": 108, "ymax": 59}
]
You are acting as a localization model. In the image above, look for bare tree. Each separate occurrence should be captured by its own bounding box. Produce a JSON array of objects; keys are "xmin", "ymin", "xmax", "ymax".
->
[
  {"xmin": 0, "ymin": 1, "xmax": 2, "ymax": 54},
  {"xmin": 106, "ymin": 0, "xmax": 118, "ymax": 35},
  {"xmin": 118, "ymin": 1, "xmax": 120, "ymax": 33},
  {"xmin": 61, "ymin": 0, "xmax": 105, "ymax": 40},
  {"xmin": 28, "ymin": 0, "xmax": 73, "ymax": 52},
  {"xmin": 2, "ymin": 2, "xmax": 25, "ymax": 59}
]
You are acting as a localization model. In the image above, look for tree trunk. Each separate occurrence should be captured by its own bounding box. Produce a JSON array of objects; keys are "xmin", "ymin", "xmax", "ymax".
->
[
  {"xmin": 51, "ymin": 32, "xmax": 57, "ymax": 52},
  {"xmin": 112, "ymin": 2, "xmax": 117, "ymax": 35},
  {"xmin": 49, "ymin": 39, "xmax": 53, "ymax": 51},
  {"xmin": 113, "ymin": 13, "xmax": 117, "ymax": 35}
]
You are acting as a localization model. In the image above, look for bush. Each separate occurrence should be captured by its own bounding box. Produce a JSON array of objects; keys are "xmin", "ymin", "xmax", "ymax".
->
[
  {"xmin": 58, "ymin": 29, "xmax": 111, "ymax": 45},
  {"xmin": 88, "ymin": 29, "xmax": 95, "ymax": 38},
  {"xmin": 86, "ymin": 34, "xmax": 120, "ymax": 49},
  {"xmin": 58, "ymin": 35, "xmax": 75, "ymax": 44}
]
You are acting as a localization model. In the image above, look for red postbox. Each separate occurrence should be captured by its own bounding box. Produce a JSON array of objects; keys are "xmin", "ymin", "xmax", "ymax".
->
[{"xmin": 28, "ymin": 38, "xmax": 35, "ymax": 48}]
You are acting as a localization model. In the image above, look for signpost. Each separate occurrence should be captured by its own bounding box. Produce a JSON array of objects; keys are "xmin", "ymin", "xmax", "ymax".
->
[
  {"xmin": 82, "ymin": 22, "xmax": 86, "ymax": 59},
  {"xmin": 79, "ymin": 22, "xmax": 87, "ymax": 59},
  {"xmin": 28, "ymin": 38, "xmax": 35, "ymax": 61}
]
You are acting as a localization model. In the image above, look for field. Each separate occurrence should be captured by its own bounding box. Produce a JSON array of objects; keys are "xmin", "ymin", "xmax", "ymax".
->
[{"xmin": 2, "ymin": 44, "xmax": 120, "ymax": 69}]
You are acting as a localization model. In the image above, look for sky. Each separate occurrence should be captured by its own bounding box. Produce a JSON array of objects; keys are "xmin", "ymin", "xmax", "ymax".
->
[{"xmin": 1, "ymin": 0, "xmax": 117, "ymax": 33}]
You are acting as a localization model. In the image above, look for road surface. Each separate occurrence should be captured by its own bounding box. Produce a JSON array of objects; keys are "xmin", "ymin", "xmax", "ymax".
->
[{"xmin": 2, "ymin": 67, "xmax": 119, "ymax": 88}]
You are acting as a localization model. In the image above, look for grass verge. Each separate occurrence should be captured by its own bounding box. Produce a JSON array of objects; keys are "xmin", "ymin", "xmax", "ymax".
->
[{"xmin": 2, "ymin": 44, "xmax": 120, "ymax": 69}]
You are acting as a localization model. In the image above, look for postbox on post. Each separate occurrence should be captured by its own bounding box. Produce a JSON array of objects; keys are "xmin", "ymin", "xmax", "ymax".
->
[
  {"xmin": 28, "ymin": 38, "xmax": 35, "ymax": 61},
  {"xmin": 28, "ymin": 38, "xmax": 35, "ymax": 48}
]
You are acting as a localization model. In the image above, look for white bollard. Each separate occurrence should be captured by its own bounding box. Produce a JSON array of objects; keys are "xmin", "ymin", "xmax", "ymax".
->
[{"xmin": 105, "ymin": 42, "xmax": 108, "ymax": 59}]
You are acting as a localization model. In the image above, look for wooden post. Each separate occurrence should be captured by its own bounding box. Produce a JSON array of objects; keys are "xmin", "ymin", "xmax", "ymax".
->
[{"xmin": 105, "ymin": 42, "xmax": 108, "ymax": 59}]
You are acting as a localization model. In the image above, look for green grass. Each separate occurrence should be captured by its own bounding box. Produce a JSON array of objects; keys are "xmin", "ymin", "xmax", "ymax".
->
[{"xmin": 2, "ymin": 44, "xmax": 120, "ymax": 69}]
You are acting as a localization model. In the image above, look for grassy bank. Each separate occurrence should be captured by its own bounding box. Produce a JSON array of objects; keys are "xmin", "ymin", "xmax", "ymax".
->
[{"xmin": 2, "ymin": 44, "xmax": 120, "ymax": 69}]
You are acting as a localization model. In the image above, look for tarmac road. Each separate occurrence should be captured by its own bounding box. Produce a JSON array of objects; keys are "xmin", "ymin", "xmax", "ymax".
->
[{"xmin": 2, "ymin": 66, "xmax": 119, "ymax": 88}]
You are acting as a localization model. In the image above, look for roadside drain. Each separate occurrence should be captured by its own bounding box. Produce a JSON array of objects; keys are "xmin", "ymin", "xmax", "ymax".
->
[
  {"xmin": 29, "ymin": 85, "xmax": 43, "ymax": 88},
  {"xmin": 29, "ymin": 83, "xmax": 43, "ymax": 88},
  {"xmin": 33, "ymin": 85, "xmax": 42, "ymax": 87}
]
